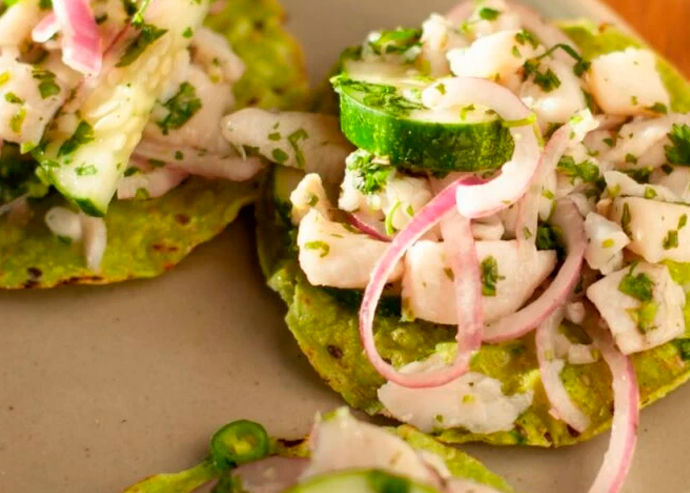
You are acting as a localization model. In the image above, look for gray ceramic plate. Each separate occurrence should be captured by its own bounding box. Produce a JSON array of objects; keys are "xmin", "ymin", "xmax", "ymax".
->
[{"xmin": 0, "ymin": 1, "xmax": 687, "ymax": 492}]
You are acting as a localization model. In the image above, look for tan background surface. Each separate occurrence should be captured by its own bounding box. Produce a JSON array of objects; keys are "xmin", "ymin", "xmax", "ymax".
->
[{"xmin": 605, "ymin": 0, "xmax": 690, "ymax": 75}]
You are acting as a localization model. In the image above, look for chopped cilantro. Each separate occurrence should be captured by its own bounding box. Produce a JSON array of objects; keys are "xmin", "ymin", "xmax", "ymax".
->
[
  {"xmin": 367, "ymin": 28, "xmax": 421, "ymax": 58},
  {"xmin": 536, "ymin": 223, "xmax": 561, "ymax": 251},
  {"xmin": 480, "ymin": 256, "xmax": 504, "ymax": 297},
  {"xmin": 664, "ymin": 229, "xmax": 679, "ymax": 250},
  {"xmin": 634, "ymin": 301, "xmax": 658, "ymax": 333},
  {"xmin": 58, "ymin": 121, "xmax": 94, "ymax": 156},
  {"xmin": 603, "ymin": 137, "xmax": 614, "ymax": 147},
  {"xmin": 648, "ymin": 102, "xmax": 668, "ymax": 114},
  {"xmin": 621, "ymin": 203, "xmax": 632, "ymax": 236},
  {"xmin": 9, "ymin": 109, "xmax": 25, "ymax": 134},
  {"xmin": 4, "ymin": 92, "xmax": 22, "ymax": 104},
  {"xmin": 334, "ymin": 78, "xmax": 424, "ymax": 118},
  {"xmin": 182, "ymin": 27, "xmax": 193, "ymax": 38},
  {"xmin": 135, "ymin": 188, "xmax": 150, "ymax": 200},
  {"xmin": 32, "ymin": 69, "xmax": 61, "ymax": 99},
  {"xmin": 287, "ymin": 128, "xmax": 308, "ymax": 168},
  {"xmin": 618, "ymin": 264, "xmax": 653, "ymax": 302},
  {"xmin": 271, "ymin": 148, "xmax": 289, "ymax": 164},
  {"xmin": 39, "ymin": 0, "xmax": 51, "ymax": 9},
  {"xmin": 174, "ymin": 150, "xmax": 184, "ymax": 160},
  {"xmin": 268, "ymin": 132, "xmax": 281, "ymax": 141},
  {"xmin": 621, "ymin": 167, "xmax": 651, "ymax": 183},
  {"xmin": 625, "ymin": 153, "xmax": 638, "ymax": 164},
  {"xmin": 665, "ymin": 123, "xmax": 690, "ymax": 165},
  {"xmin": 515, "ymin": 30, "xmax": 538, "ymax": 49},
  {"xmin": 511, "ymin": 45, "xmax": 521, "ymax": 58},
  {"xmin": 346, "ymin": 149, "xmax": 392, "ymax": 195},
  {"xmin": 304, "ymin": 240, "xmax": 330, "ymax": 258},
  {"xmin": 523, "ymin": 59, "xmax": 561, "ymax": 92},
  {"xmin": 116, "ymin": 23, "xmax": 168, "ymax": 68},
  {"xmin": 124, "ymin": 167, "xmax": 139, "ymax": 177},
  {"xmin": 643, "ymin": 187, "xmax": 657, "ymax": 199},
  {"xmin": 156, "ymin": 82, "xmax": 202, "ymax": 135},
  {"xmin": 661, "ymin": 164, "xmax": 674, "ymax": 175},
  {"xmin": 679, "ymin": 214, "xmax": 688, "ymax": 230},
  {"xmin": 0, "ymin": 72, "xmax": 9, "ymax": 86},
  {"xmin": 478, "ymin": 7, "xmax": 500, "ymax": 20},
  {"xmin": 307, "ymin": 194, "xmax": 318, "ymax": 207},
  {"xmin": 75, "ymin": 164, "xmax": 97, "ymax": 176},
  {"xmin": 557, "ymin": 155, "xmax": 600, "ymax": 183}
]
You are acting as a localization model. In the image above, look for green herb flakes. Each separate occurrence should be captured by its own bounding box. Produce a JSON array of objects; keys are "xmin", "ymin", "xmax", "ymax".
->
[
  {"xmin": 287, "ymin": 128, "xmax": 308, "ymax": 168},
  {"xmin": 58, "ymin": 121, "xmax": 94, "ymax": 156},
  {"xmin": 304, "ymin": 241, "xmax": 330, "ymax": 258},
  {"xmin": 346, "ymin": 149, "xmax": 392, "ymax": 195},
  {"xmin": 665, "ymin": 123, "xmax": 690, "ymax": 165},
  {"xmin": 618, "ymin": 264, "xmax": 654, "ymax": 302},
  {"xmin": 117, "ymin": 23, "xmax": 168, "ymax": 68},
  {"xmin": 156, "ymin": 82, "xmax": 202, "ymax": 135},
  {"xmin": 480, "ymin": 256, "xmax": 503, "ymax": 297}
]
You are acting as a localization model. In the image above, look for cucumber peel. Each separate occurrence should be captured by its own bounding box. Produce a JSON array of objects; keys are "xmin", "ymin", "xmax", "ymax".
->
[{"xmin": 332, "ymin": 75, "xmax": 514, "ymax": 173}]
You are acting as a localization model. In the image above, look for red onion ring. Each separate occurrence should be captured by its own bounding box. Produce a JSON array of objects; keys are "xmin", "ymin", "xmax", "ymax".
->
[
  {"xmin": 483, "ymin": 198, "xmax": 586, "ymax": 343},
  {"xmin": 422, "ymin": 78, "xmax": 541, "ymax": 219},
  {"xmin": 536, "ymin": 308, "xmax": 591, "ymax": 433},
  {"xmin": 359, "ymin": 177, "xmax": 482, "ymax": 389},
  {"xmin": 51, "ymin": 0, "xmax": 102, "ymax": 75},
  {"xmin": 32, "ymin": 13, "xmax": 60, "ymax": 43},
  {"xmin": 516, "ymin": 122, "xmax": 572, "ymax": 246},
  {"xmin": 584, "ymin": 321, "xmax": 639, "ymax": 493},
  {"xmin": 345, "ymin": 213, "xmax": 391, "ymax": 242}
]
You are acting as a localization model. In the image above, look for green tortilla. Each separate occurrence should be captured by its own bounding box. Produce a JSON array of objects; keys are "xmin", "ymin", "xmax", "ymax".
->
[
  {"xmin": 257, "ymin": 21, "xmax": 690, "ymax": 448},
  {"xmin": 0, "ymin": 0, "xmax": 308, "ymax": 289},
  {"xmin": 122, "ymin": 421, "xmax": 514, "ymax": 493}
]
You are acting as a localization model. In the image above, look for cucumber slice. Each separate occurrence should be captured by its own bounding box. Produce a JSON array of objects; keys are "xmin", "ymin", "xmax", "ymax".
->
[
  {"xmin": 332, "ymin": 75, "xmax": 514, "ymax": 173},
  {"xmin": 36, "ymin": 0, "xmax": 210, "ymax": 216},
  {"xmin": 283, "ymin": 470, "xmax": 442, "ymax": 493}
]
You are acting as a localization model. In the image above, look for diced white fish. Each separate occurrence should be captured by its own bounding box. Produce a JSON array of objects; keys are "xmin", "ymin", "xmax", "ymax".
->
[
  {"xmin": 45, "ymin": 206, "xmax": 107, "ymax": 271},
  {"xmin": 564, "ymin": 301, "xmax": 586, "ymax": 326},
  {"xmin": 0, "ymin": 56, "xmax": 68, "ymax": 145},
  {"xmin": 116, "ymin": 166, "xmax": 188, "ymax": 200},
  {"xmin": 471, "ymin": 215, "xmax": 505, "ymax": 241},
  {"xmin": 584, "ymin": 212, "xmax": 629, "ymax": 275},
  {"xmin": 146, "ymin": 64, "xmax": 233, "ymax": 152},
  {"xmin": 588, "ymin": 48, "xmax": 670, "ymax": 116},
  {"xmin": 134, "ymin": 139, "xmax": 263, "ymax": 181},
  {"xmin": 650, "ymin": 165, "xmax": 690, "ymax": 202},
  {"xmin": 379, "ymin": 354, "xmax": 533, "ymax": 434},
  {"xmin": 610, "ymin": 196, "xmax": 690, "ymax": 263},
  {"xmin": 222, "ymin": 109, "xmax": 353, "ymax": 184},
  {"xmin": 602, "ymin": 114, "xmax": 690, "ymax": 169},
  {"xmin": 520, "ymin": 57, "xmax": 587, "ymax": 127},
  {"xmin": 290, "ymin": 173, "xmax": 333, "ymax": 225},
  {"xmin": 604, "ymin": 170, "xmax": 681, "ymax": 203},
  {"xmin": 402, "ymin": 240, "xmax": 556, "ymax": 325},
  {"xmin": 39, "ymin": 0, "xmax": 210, "ymax": 213},
  {"xmin": 190, "ymin": 27, "xmax": 246, "ymax": 84},
  {"xmin": 0, "ymin": 0, "xmax": 45, "ymax": 48},
  {"xmin": 587, "ymin": 262, "xmax": 685, "ymax": 355},
  {"xmin": 45, "ymin": 206, "xmax": 83, "ymax": 242},
  {"xmin": 302, "ymin": 408, "xmax": 436, "ymax": 485},
  {"xmin": 462, "ymin": 0, "xmax": 522, "ymax": 39},
  {"xmin": 339, "ymin": 165, "xmax": 433, "ymax": 234},
  {"xmin": 448, "ymin": 29, "xmax": 539, "ymax": 88},
  {"xmin": 297, "ymin": 209, "xmax": 403, "ymax": 289},
  {"xmin": 421, "ymin": 13, "xmax": 468, "ymax": 77}
]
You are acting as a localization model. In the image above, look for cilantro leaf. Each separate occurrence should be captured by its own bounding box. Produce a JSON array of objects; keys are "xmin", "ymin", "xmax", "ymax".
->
[
  {"xmin": 665, "ymin": 123, "xmax": 690, "ymax": 165},
  {"xmin": 346, "ymin": 149, "xmax": 392, "ymax": 195},
  {"xmin": 156, "ymin": 82, "xmax": 202, "ymax": 135}
]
